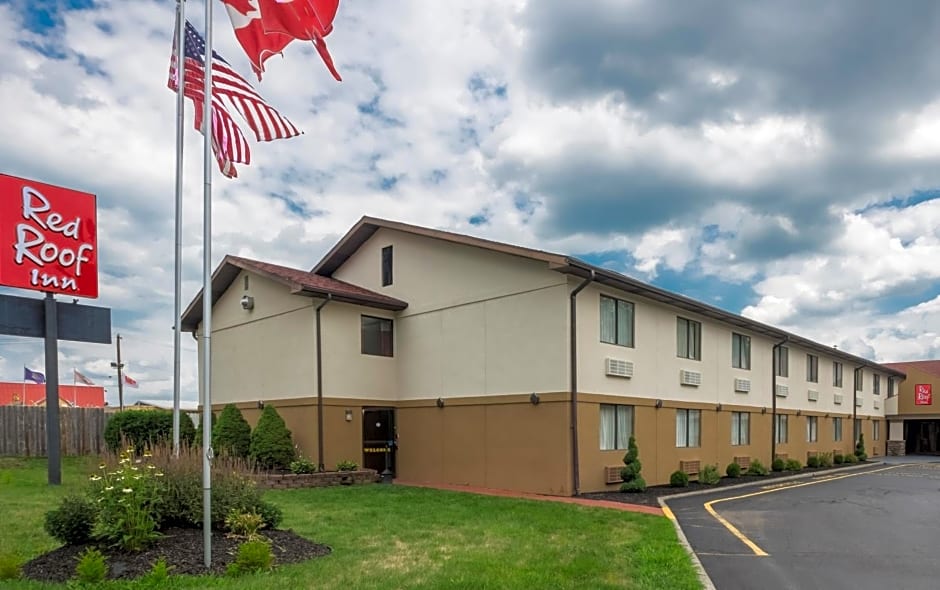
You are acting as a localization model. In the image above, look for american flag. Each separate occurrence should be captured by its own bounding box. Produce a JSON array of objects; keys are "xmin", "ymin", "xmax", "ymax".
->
[{"xmin": 168, "ymin": 20, "xmax": 300, "ymax": 177}]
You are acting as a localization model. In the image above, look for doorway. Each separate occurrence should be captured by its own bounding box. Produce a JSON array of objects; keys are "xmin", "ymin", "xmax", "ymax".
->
[
  {"xmin": 362, "ymin": 407, "xmax": 396, "ymax": 475},
  {"xmin": 905, "ymin": 420, "xmax": 940, "ymax": 455}
]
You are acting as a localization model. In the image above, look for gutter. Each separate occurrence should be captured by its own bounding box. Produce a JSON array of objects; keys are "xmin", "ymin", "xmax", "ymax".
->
[
  {"xmin": 569, "ymin": 270, "xmax": 595, "ymax": 497},
  {"xmin": 315, "ymin": 294, "xmax": 333, "ymax": 471},
  {"xmin": 771, "ymin": 337, "xmax": 789, "ymax": 462}
]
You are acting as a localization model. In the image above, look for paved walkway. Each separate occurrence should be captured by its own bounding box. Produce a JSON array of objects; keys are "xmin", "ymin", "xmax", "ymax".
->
[{"xmin": 395, "ymin": 480, "xmax": 664, "ymax": 516}]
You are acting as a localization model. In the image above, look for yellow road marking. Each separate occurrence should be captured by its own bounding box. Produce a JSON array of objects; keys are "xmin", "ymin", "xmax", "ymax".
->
[
  {"xmin": 702, "ymin": 465, "xmax": 901, "ymax": 557},
  {"xmin": 661, "ymin": 503, "xmax": 676, "ymax": 522}
]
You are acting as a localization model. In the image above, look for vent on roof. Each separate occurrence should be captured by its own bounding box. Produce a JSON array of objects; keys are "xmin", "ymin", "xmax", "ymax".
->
[
  {"xmin": 807, "ymin": 389, "xmax": 819, "ymax": 402},
  {"xmin": 855, "ymin": 397, "xmax": 863, "ymax": 407},
  {"xmin": 605, "ymin": 358, "xmax": 634, "ymax": 379},
  {"xmin": 734, "ymin": 378, "xmax": 751, "ymax": 393},
  {"xmin": 775, "ymin": 384, "xmax": 789, "ymax": 398},
  {"xmin": 679, "ymin": 370, "xmax": 702, "ymax": 387},
  {"xmin": 874, "ymin": 399, "xmax": 881, "ymax": 410},
  {"xmin": 834, "ymin": 393, "xmax": 844, "ymax": 405}
]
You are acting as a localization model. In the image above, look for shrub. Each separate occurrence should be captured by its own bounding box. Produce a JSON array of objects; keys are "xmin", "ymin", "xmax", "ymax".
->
[
  {"xmin": 669, "ymin": 470, "xmax": 689, "ymax": 487},
  {"xmin": 834, "ymin": 453, "xmax": 844, "ymax": 464},
  {"xmin": 104, "ymin": 410, "xmax": 196, "ymax": 453},
  {"xmin": 139, "ymin": 558, "xmax": 173, "ymax": 586},
  {"xmin": 44, "ymin": 495, "xmax": 97, "ymax": 546},
  {"xmin": 257, "ymin": 500, "xmax": 283, "ymax": 530},
  {"xmin": 700, "ymin": 464, "xmax": 720, "ymax": 485},
  {"xmin": 771, "ymin": 458, "xmax": 785, "ymax": 472},
  {"xmin": 74, "ymin": 548, "xmax": 108, "ymax": 584},
  {"xmin": 726, "ymin": 462, "xmax": 742, "ymax": 478},
  {"xmin": 619, "ymin": 436, "xmax": 646, "ymax": 492},
  {"xmin": 806, "ymin": 455, "xmax": 820, "ymax": 468},
  {"xmin": 195, "ymin": 412, "xmax": 216, "ymax": 446},
  {"xmin": 225, "ymin": 510, "xmax": 265, "ymax": 541},
  {"xmin": 0, "ymin": 553, "xmax": 22, "ymax": 581},
  {"xmin": 249, "ymin": 405, "xmax": 296, "ymax": 470},
  {"xmin": 214, "ymin": 405, "xmax": 252, "ymax": 459},
  {"xmin": 226, "ymin": 539, "xmax": 274, "ymax": 577},
  {"xmin": 290, "ymin": 456, "xmax": 317, "ymax": 475},
  {"xmin": 90, "ymin": 450, "xmax": 164, "ymax": 551},
  {"xmin": 784, "ymin": 459, "xmax": 802, "ymax": 471},
  {"xmin": 843, "ymin": 453, "xmax": 859, "ymax": 464},
  {"xmin": 336, "ymin": 459, "xmax": 359, "ymax": 472},
  {"xmin": 855, "ymin": 434, "xmax": 868, "ymax": 461},
  {"xmin": 817, "ymin": 452, "xmax": 833, "ymax": 468},
  {"xmin": 747, "ymin": 459, "xmax": 768, "ymax": 476}
]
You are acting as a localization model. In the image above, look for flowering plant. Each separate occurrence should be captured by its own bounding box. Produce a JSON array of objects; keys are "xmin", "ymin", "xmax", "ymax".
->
[{"xmin": 89, "ymin": 449, "xmax": 165, "ymax": 551}]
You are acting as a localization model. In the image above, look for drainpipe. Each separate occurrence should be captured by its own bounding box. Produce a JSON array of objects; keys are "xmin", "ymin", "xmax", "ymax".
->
[
  {"xmin": 853, "ymin": 364, "xmax": 865, "ymax": 447},
  {"xmin": 569, "ymin": 270, "xmax": 594, "ymax": 497},
  {"xmin": 316, "ymin": 294, "xmax": 333, "ymax": 471},
  {"xmin": 771, "ymin": 337, "xmax": 788, "ymax": 462}
]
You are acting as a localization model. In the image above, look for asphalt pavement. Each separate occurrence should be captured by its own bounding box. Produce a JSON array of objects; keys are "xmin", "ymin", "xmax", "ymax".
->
[{"xmin": 665, "ymin": 460, "xmax": 940, "ymax": 590}]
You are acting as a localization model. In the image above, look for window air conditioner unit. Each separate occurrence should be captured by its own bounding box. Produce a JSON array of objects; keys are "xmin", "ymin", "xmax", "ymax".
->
[
  {"xmin": 834, "ymin": 393, "xmax": 844, "ymax": 405},
  {"xmin": 874, "ymin": 399, "xmax": 881, "ymax": 410},
  {"xmin": 807, "ymin": 389, "xmax": 819, "ymax": 402},
  {"xmin": 855, "ymin": 397, "xmax": 863, "ymax": 407},
  {"xmin": 734, "ymin": 378, "xmax": 751, "ymax": 393},
  {"xmin": 679, "ymin": 370, "xmax": 702, "ymax": 387},
  {"xmin": 605, "ymin": 358, "xmax": 634, "ymax": 379},
  {"xmin": 775, "ymin": 384, "xmax": 789, "ymax": 397}
]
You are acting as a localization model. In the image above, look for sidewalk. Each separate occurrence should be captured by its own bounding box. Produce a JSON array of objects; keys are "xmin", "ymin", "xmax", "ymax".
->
[{"xmin": 395, "ymin": 480, "xmax": 664, "ymax": 516}]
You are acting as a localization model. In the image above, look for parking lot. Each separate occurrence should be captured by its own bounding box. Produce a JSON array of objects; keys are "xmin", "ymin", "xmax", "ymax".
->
[{"xmin": 666, "ymin": 460, "xmax": 940, "ymax": 590}]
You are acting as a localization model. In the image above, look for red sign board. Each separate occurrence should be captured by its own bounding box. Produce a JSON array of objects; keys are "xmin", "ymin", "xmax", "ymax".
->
[
  {"xmin": 915, "ymin": 384, "xmax": 933, "ymax": 405},
  {"xmin": 0, "ymin": 174, "xmax": 98, "ymax": 298}
]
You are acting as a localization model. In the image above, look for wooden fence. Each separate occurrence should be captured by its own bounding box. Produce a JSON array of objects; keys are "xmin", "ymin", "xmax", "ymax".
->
[{"xmin": 0, "ymin": 406, "xmax": 109, "ymax": 457}]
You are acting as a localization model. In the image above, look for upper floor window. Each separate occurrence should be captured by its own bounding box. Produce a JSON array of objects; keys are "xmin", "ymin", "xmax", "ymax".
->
[
  {"xmin": 381, "ymin": 246, "xmax": 393, "ymax": 286},
  {"xmin": 774, "ymin": 346, "xmax": 789, "ymax": 378},
  {"xmin": 677, "ymin": 317, "xmax": 701, "ymax": 360},
  {"xmin": 873, "ymin": 374, "xmax": 881, "ymax": 396},
  {"xmin": 888, "ymin": 377, "xmax": 896, "ymax": 398},
  {"xmin": 833, "ymin": 361, "xmax": 843, "ymax": 387},
  {"xmin": 361, "ymin": 316, "xmax": 394, "ymax": 357},
  {"xmin": 855, "ymin": 368, "xmax": 864, "ymax": 392},
  {"xmin": 600, "ymin": 404, "xmax": 634, "ymax": 450},
  {"xmin": 806, "ymin": 354, "xmax": 818, "ymax": 383},
  {"xmin": 732, "ymin": 333, "xmax": 751, "ymax": 370},
  {"xmin": 600, "ymin": 295, "xmax": 634, "ymax": 347}
]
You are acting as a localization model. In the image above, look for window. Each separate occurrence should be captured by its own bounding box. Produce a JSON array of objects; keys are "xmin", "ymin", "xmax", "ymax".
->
[
  {"xmin": 731, "ymin": 412, "xmax": 750, "ymax": 446},
  {"xmin": 806, "ymin": 416, "xmax": 818, "ymax": 442},
  {"xmin": 600, "ymin": 296, "xmax": 635, "ymax": 347},
  {"xmin": 774, "ymin": 346, "xmax": 789, "ymax": 378},
  {"xmin": 833, "ymin": 417, "xmax": 843, "ymax": 442},
  {"xmin": 244, "ymin": 275, "xmax": 249, "ymax": 290},
  {"xmin": 676, "ymin": 409, "xmax": 701, "ymax": 448},
  {"xmin": 599, "ymin": 404, "xmax": 634, "ymax": 450},
  {"xmin": 833, "ymin": 361, "xmax": 843, "ymax": 387},
  {"xmin": 381, "ymin": 246, "xmax": 393, "ymax": 286},
  {"xmin": 361, "ymin": 316, "xmax": 394, "ymax": 356},
  {"xmin": 873, "ymin": 374, "xmax": 881, "ymax": 396},
  {"xmin": 806, "ymin": 354, "xmax": 818, "ymax": 383},
  {"xmin": 775, "ymin": 414, "xmax": 788, "ymax": 444},
  {"xmin": 676, "ymin": 317, "xmax": 701, "ymax": 360},
  {"xmin": 854, "ymin": 419, "xmax": 862, "ymax": 442},
  {"xmin": 854, "ymin": 368, "xmax": 864, "ymax": 392},
  {"xmin": 874, "ymin": 421, "xmax": 881, "ymax": 441},
  {"xmin": 888, "ymin": 377, "xmax": 896, "ymax": 398},
  {"xmin": 732, "ymin": 333, "xmax": 751, "ymax": 370}
]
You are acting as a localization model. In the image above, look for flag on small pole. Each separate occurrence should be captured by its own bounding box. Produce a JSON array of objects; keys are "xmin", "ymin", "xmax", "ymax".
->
[
  {"xmin": 24, "ymin": 366, "xmax": 46, "ymax": 384},
  {"xmin": 123, "ymin": 374, "xmax": 140, "ymax": 389},
  {"xmin": 74, "ymin": 369, "xmax": 94, "ymax": 386}
]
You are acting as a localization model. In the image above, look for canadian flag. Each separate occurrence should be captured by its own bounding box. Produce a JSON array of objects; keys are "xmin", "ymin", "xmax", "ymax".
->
[
  {"xmin": 124, "ymin": 374, "xmax": 140, "ymax": 389},
  {"xmin": 221, "ymin": 0, "xmax": 341, "ymax": 81}
]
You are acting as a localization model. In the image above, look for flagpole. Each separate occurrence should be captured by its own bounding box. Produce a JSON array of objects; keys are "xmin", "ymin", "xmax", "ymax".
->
[
  {"xmin": 172, "ymin": 0, "xmax": 186, "ymax": 458},
  {"xmin": 201, "ymin": 0, "xmax": 215, "ymax": 570}
]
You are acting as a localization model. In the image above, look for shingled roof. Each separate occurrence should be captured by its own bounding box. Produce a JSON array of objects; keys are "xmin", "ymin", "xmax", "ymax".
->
[
  {"xmin": 180, "ymin": 255, "xmax": 407, "ymax": 332},
  {"xmin": 882, "ymin": 360, "xmax": 940, "ymax": 379}
]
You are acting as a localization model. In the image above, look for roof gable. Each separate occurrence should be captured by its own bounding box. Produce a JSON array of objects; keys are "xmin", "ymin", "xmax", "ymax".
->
[{"xmin": 883, "ymin": 360, "xmax": 940, "ymax": 379}]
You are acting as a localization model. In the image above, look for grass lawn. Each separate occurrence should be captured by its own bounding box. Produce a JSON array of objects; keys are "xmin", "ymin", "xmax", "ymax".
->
[{"xmin": 0, "ymin": 457, "xmax": 701, "ymax": 589}]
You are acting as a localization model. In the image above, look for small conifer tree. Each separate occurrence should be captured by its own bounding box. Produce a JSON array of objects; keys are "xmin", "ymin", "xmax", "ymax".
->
[
  {"xmin": 619, "ymin": 435, "xmax": 646, "ymax": 492},
  {"xmin": 213, "ymin": 404, "xmax": 252, "ymax": 458},
  {"xmin": 855, "ymin": 432, "xmax": 867, "ymax": 461},
  {"xmin": 249, "ymin": 405, "xmax": 296, "ymax": 469}
]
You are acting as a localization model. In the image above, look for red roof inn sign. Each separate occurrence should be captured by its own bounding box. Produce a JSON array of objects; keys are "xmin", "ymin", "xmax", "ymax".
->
[
  {"xmin": 0, "ymin": 174, "xmax": 98, "ymax": 298},
  {"xmin": 915, "ymin": 384, "xmax": 933, "ymax": 406}
]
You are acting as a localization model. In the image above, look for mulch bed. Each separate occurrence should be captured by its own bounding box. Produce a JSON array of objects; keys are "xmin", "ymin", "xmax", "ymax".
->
[
  {"xmin": 22, "ymin": 528, "xmax": 331, "ymax": 583},
  {"xmin": 583, "ymin": 462, "xmax": 877, "ymax": 507}
]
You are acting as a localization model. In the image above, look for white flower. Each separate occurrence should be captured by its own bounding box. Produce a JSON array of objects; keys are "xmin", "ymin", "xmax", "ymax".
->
[
  {"xmin": 122, "ymin": 488, "xmax": 133, "ymax": 494},
  {"xmin": 135, "ymin": 459, "xmax": 142, "ymax": 464},
  {"xmin": 147, "ymin": 465, "xmax": 156, "ymax": 470},
  {"xmin": 89, "ymin": 475, "xmax": 101, "ymax": 481},
  {"xmin": 105, "ymin": 486, "xmax": 114, "ymax": 491}
]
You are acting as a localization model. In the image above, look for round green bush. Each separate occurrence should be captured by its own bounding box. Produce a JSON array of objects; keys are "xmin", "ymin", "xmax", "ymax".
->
[
  {"xmin": 833, "ymin": 453, "xmax": 844, "ymax": 464},
  {"xmin": 771, "ymin": 458, "xmax": 785, "ymax": 472},
  {"xmin": 726, "ymin": 462, "xmax": 742, "ymax": 478},
  {"xmin": 44, "ymin": 495, "xmax": 98, "ymax": 546},
  {"xmin": 699, "ymin": 464, "xmax": 721, "ymax": 485},
  {"xmin": 747, "ymin": 459, "xmax": 769, "ymax": 476},
  {"xmin": 249, "ymin": 405, "xmax": 296, "ymax": 470},
  {"xmin": 806, "ymin": 455, "xmax": 820, "ymax": 468},
  {"xmin": 669, "ymin": 470, "xmax": 690, "ymax": 487},
  {"xmin": 214, "ymin": 404, "xmax": 252, "ymax": 459},
  {"xmin": 619, "ymin": 477, "xmax": 647, "ymax": 492},
  {"xmin": 843, "ymin": 453, "xmax": 859, "ymax": 464},
  {"xmin": 784, "ymin": 458, "xmax": 802, "ymax": 471},
  {"xmin": 104, "ymin": 409, "xmax": 196, "ymax": 453}
]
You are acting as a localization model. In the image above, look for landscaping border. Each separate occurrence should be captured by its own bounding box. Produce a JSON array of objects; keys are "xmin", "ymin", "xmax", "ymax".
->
[{"xmin": 253, "ymin": 469, "xmax": 379, "ymax": 489}]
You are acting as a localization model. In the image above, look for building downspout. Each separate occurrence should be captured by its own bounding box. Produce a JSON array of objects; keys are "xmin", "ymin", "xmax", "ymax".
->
[
  {"xmin": 853, "ymin": 364, "xmax": 865, "ymax": 446},
  {"xmin": 316, "ymin": 294, "xmax": 333, "ymax": 472},
  {"xmin": 569, "ymin": 270, "xmax": 594, "ymax": 497},
  {"xmin": 771, "ymin": 337, "xmax": 788, "ymax": 462}
]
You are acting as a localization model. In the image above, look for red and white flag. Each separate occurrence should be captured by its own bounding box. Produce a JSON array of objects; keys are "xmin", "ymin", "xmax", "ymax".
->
[
  {"xmin": 124, "ymin": 374, "xmax": 140, "ymax": 389},
  {"xmin": 221, "ymin": 0, "xmax": 342, "ymax": 81},
  {"xmin": 73, "ymin": 369, "xmax": 95, "ymax": 386}
]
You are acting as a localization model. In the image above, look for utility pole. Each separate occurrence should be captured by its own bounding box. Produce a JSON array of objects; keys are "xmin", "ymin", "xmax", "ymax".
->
[{"xmin": 111, "ymin": 333, "xmax": 125, "ymax": 411}]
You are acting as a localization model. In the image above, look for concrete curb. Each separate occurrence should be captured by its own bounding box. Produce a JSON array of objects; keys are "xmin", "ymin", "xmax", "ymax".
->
[{"xmin": 659, "ymin": 497, "xmax": 716, "ymax": 590}]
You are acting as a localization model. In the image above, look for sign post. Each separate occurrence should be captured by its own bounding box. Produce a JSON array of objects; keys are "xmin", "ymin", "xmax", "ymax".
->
[{"xmin": 0, "ymin": 173, "xmax": 110, "ymax": 485}]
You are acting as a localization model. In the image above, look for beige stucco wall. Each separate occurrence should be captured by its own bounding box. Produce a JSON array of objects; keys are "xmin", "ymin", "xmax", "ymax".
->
[{"xmin": 894, "ymin": 366, "xmax": 940, "ymax": 416}]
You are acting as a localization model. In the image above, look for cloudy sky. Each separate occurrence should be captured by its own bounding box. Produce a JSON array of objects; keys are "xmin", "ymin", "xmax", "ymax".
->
[{"xmin": 2, "ymin": 0, "xmax": 940, "ymax": 405}]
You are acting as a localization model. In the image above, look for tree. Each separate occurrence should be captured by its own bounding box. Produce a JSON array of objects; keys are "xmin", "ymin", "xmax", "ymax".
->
[
  {"xmin": 855, "ymin": 432, "xmax": 868, "ymax": 461},
  {"xmin": 213, "ymin": 404, "xmax": 252, "ymax": 458},
  {"xmin": 104, "ymin": 409, "xmax": 196, "ymax": 453},
  {"xmin": 249, "ymin": 405, "xmax": 296, "ymax": 470},
  {"xmin": 195, "ymin": 411, "xmax": 216, "ymax": 447},
  {"xmin": 619, "ymin": 435, "xmax": 646, "ymax": 492}
]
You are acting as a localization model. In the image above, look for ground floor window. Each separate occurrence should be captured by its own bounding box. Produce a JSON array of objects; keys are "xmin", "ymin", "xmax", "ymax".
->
[
  {"xmin": 731, "ymin": 411, "xmax": 750, "ymax": 446},
  {"xmin": 833, "ymin": 417, "xmax": 843, "ymax": 442},
  {"xmin": 600, "ymin": 404, "xmax": 634, "ymax": 450},
  {"xmin": 676, "ymin": 409, "xmax": 701, "ymax": 448},
  {"xmin": 806, "ymin": 416, "xmax": 818, "ymax": 442},
  {"xmin": 775, "ymin": 414, "xmax": 788, "ymax": 444},
  {"xmin": 873, "ymin": 420, "xmax": 880, "ymax": 441},
  {"xmin": 855, "ymin": 418, "xmax": 862, "ymax": 442}
]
